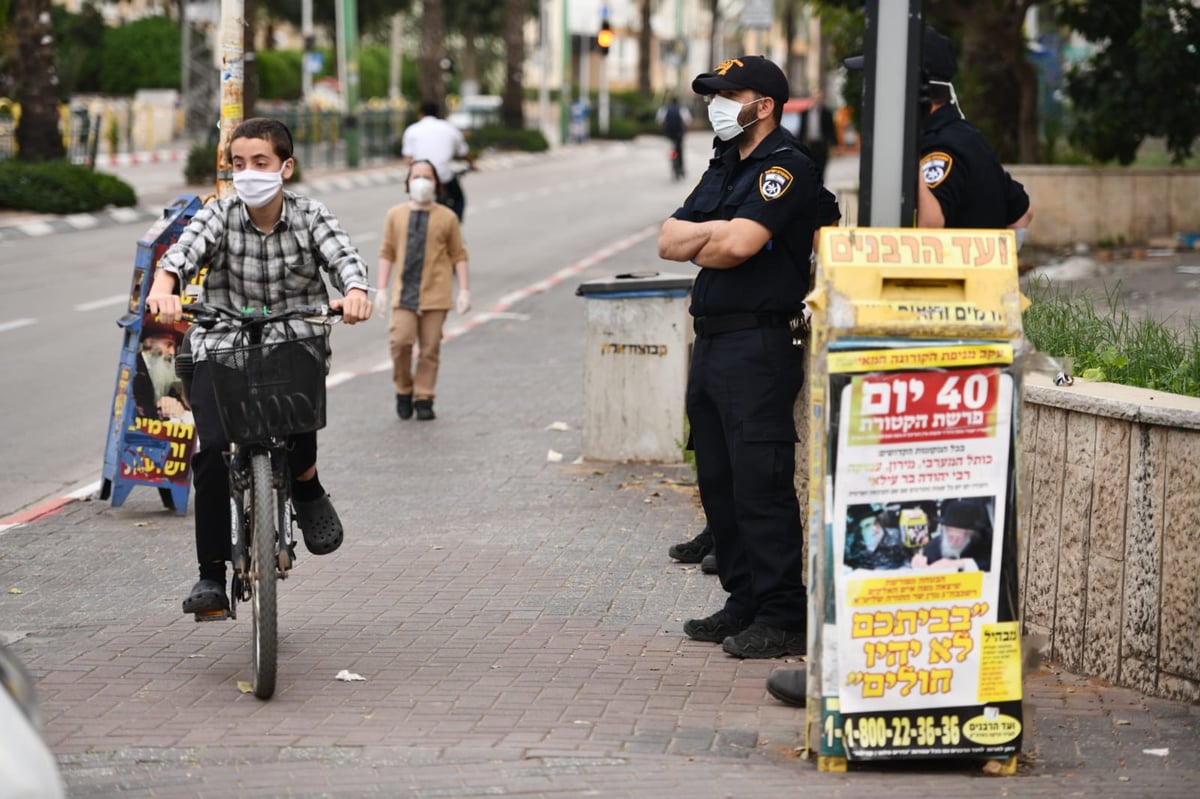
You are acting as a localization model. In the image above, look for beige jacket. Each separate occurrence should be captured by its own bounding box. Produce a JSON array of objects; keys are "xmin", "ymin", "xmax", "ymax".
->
[{"xmin": 379, "ymin": 202, "xmax": 468, "ymax": 311}]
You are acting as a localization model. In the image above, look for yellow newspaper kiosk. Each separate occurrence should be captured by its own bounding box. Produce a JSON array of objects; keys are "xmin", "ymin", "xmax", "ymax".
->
[{"xmin": 804, "ymin": 227, "xmax": 1026, "ymax": 772}]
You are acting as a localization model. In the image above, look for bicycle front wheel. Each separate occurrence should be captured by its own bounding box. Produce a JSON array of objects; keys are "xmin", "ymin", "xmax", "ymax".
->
[{"xmin": 249, "ymin": 451, "xmax": 278, "ymax": 700}]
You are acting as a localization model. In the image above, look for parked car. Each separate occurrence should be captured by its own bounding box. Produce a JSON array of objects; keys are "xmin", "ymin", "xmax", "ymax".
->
[{"xmin": 0, "ymin": 641, "xmax": 66, "ymax": 798}]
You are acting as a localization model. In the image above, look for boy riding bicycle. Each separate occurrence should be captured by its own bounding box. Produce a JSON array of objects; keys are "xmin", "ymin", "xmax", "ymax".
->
[{"xmin": 146, "ymin": 117, "xmax": 373, "ymax": 616}]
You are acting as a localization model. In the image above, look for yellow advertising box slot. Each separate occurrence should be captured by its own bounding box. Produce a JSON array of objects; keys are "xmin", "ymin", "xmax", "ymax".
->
[{"xmin": 807, "ymin": 227, "xmax": 1027, "ymax": 341}]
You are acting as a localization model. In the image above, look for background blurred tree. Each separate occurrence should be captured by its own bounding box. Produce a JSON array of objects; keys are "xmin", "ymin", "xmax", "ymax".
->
[
  {"xmin": 13, "ymin": 0, "xmax": 64, "ymax": 161},
  {"xmin": 1056, "ymin": 0, "xmax": 1199, "ymax": 165}
]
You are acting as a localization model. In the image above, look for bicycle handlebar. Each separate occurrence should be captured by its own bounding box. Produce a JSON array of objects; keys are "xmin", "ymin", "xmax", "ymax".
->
[{"xmin": 181, "ymin": 301, "xmax": 342, "ymax": 330}]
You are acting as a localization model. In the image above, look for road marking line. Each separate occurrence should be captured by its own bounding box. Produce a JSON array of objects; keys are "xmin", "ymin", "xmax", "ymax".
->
[
  {"xmin": 74, "ymin": 294, "xmax": 129, "ymax": 312},
  {"xmin": 0, "ymin": 318, "xmax": 35, "ymax": 334}
]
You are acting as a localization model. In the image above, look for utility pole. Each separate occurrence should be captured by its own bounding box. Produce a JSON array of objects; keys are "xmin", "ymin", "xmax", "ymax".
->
[
  {"xmin": 560, "ymin": 0, "xmax": 570, "ymax": 145},
  {"xmin": 538, "ymin": 0, "xmax": 551, "ymax": 142},
  {"xmin": 302, "ymin": 0, "xmax": 314, "ymax": 105},
  {"xmin": 335, "ymin": 0, "xmax": 361, "ymax": 167},
  {"xmin": 217, "ymin": 0, "xmax": 244, "ymax": 199}
]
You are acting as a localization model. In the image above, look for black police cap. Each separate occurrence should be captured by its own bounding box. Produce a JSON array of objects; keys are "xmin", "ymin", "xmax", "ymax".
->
[
  {"xmin": 844, "ymin": 24, "xmax": 956, "ymax": 82},
  {"xmin": 691, "ymin": 55, "xmax": 790, "ymax": 105}
]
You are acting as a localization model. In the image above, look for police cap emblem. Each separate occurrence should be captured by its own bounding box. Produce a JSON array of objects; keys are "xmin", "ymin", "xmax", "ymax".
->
[
  {"xmin": 759, "ymin": 166, "xmax": 793, "ymax": 200},
  {"xmin": 921, "ymin": 151, "xmax": 953, "ymax": 188}
]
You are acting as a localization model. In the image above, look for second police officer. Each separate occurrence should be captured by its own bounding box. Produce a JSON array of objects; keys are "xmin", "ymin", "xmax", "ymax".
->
[{"xmin": 658, "ymin": 56, "xmax": 840, "ymax": 659}]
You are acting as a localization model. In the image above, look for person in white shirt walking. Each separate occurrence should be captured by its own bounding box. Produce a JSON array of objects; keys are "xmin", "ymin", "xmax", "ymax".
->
[{"xmin": 401, "ymin": 101, "xmax": 477, "ymax": 221}]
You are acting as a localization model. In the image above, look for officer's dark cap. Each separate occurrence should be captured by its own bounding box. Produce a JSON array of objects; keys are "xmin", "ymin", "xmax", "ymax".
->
[
  {"xmin": 691, "ymin": 55, "xmax": 789, "ymax": 105},
  {"xmin": 844, "ymin": 24, "xmax": 956, "ymax": 82}
]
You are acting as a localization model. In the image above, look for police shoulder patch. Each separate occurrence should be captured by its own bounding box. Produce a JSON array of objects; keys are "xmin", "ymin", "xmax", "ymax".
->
[
  {"xmin": 759, "ymin": 166, "xmax": 793, "ymax": 201},
  {"xmin": 921, "ymin": 151, "xmax": 954, "ymax": 188}
]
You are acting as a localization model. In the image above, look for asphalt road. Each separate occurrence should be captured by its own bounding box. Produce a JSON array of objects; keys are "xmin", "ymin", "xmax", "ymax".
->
[{"xmin": 0, "ymin": 133, "xmax": 714, "ymax": 520}]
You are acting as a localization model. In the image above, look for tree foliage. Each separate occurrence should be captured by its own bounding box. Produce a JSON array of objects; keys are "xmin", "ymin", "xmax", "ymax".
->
[
  {"xmin": 1056, "ymin": 0, "xmax": 1200, "ymax": 165},
  {"xmin": 98, "ymin": 17, "xmax": 180, "ymax": 95}
]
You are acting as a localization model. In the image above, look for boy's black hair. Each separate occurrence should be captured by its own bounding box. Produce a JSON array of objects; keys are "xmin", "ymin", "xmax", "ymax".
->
[{"xmin": 228, "ymin": 117, "xmax": 294, "ymax": 162}]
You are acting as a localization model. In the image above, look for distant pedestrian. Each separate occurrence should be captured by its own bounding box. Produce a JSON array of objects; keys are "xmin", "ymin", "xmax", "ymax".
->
[
  {"xmin": 795, "ymin": 89, "xmax": 837, "ymax": 183},
  {"xmin": 656, "ymin": 94, "xmax": 693, "ymax": 177},
  {"xmin": 377, "ymin": 160, "xmax": 471, "ymax": 422},
  {"xmin": 401, "ymin": 101, "xmax": 476, "ymax": 221}
]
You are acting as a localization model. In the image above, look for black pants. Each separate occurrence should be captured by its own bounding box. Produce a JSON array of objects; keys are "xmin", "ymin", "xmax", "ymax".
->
[
  {"xmin": 439, "ymin": 177, "xmax": 466, "ymax": 221},
  {"xmin": 189, "ymin": 361, "xmax": 317, "ymax": 567},
  {"xmin": 686, "ymin": 326, "xmax": 807, "ymax": 630}
]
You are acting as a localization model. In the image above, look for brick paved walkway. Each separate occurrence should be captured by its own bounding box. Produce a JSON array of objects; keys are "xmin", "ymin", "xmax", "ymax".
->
[{"xmin": 1, "ymin": 236, "xmax": 1197, "ymax": 797}]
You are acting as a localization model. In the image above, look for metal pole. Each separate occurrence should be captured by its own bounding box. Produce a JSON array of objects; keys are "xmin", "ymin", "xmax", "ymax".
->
[
  {"xmin": 335, "ymin": 0, "xmax": 361, "ymax": 167},
  {"xmin": 302, "ymin": 0, "xmax": 314, "ymax": 105},
  {"xmin": 858, "ymin": 0, "xmax": 923, "ymax": 227},
  {"xmin": 217, "ymin": 0, "xmax": 245, "ymax": 200},
  {"xmin": 389, "ymin": 12, "xmax": 403, "ymax": 100},
  {"xmin": 539, "ymin": 0, "xmax": 550, "ymax": 141},
  {"xmin": 560, "ymin": 0, "xmax": 571, "ymax": 145}
]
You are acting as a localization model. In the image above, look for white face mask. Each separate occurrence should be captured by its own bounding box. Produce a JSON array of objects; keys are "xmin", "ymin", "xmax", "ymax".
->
[
  {"xmin": 707, "ymin": 95, "xmax": 764, "ymax": 141},
  {"xmin": 233, "ymin": 163, "xmax": 286, "ymax": 209},
  {"xmin": 409, "ymin": 176, "xmax": 436, "ymax": 204}
]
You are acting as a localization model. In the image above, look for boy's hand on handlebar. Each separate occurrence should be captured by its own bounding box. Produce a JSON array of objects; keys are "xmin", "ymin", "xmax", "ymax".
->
[
  {"xmin": 331, "ymin": 287, "xmax": 372, "ymax": 324},
  {"xmin": 146, "ymin": 291, "xmax": 183, "ymax": 325}
]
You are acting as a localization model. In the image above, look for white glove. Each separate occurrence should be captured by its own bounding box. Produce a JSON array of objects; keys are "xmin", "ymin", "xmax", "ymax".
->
[
  {"xmin": 455, "ymin": 289, "xmax": 471, "ymax": 315},
  {"xmin": 374, "ymin": 287, "xmax": 389, "ymax": 312}
]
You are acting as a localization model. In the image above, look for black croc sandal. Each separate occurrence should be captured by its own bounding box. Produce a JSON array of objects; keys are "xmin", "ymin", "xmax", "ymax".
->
[
  {"xmin": 182, "ymin": 578, "xmax": 229, "ymax": 614},
  {"xmin": 294, "ymin": 494, "xmax": 344, "ymax": 555}
]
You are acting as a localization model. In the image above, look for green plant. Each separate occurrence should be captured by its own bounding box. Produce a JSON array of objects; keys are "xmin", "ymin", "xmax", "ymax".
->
[
  {"xmin": 1022, "ymin": 276, "xmax": 1200, "ymax": 398},
  {"xmin": 98, "ymin": 16, "xmax": 180, "ymax": 94},
  {"xmin": 0, "ymin": 160, "xmax": 136, "ymax": 213},
  {"xmin": 184, "ymin": 144, "xmax": 304, "ymax": 187}
]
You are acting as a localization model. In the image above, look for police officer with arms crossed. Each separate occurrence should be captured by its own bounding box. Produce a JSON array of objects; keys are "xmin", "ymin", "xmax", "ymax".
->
[
  {"xmin": 659, "ymin": 56, "xmax": 839, "ymax": 659},
  {"xmin": 765, "ymin": 23, "xmax": 1033, "ymax": 703}
]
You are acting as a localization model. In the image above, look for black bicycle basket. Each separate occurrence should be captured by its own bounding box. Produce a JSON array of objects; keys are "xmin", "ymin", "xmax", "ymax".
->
[{"xmin": 207, "ymin": 330, "xmax": 328, "ymax": 443}]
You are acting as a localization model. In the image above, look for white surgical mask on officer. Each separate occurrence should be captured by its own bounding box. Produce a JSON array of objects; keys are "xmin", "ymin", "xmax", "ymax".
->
[
  {"xmin": 233, "ymin": 163, "xmax": 287, "ymax": 209},
  {"xmin": 707, "ymin": 95, "xmax": 764, "ymax": 142},
  {"xmin": 409, "ymin": 176, "xmax": 436, "ymax": 204}
]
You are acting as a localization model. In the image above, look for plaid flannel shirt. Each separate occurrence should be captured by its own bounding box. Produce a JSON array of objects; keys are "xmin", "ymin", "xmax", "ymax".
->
[{"xmin": 158, "ymin": 192, "xmax": 369, "ymax": 370}]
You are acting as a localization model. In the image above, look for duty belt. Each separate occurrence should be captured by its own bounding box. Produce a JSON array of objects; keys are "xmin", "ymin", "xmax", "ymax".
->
[{"xmin": 692, "ymin": 312, "xmax": 795, "ymax": 337}]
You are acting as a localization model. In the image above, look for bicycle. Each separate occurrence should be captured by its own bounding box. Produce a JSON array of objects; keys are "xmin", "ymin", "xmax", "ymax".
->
[
  {"xmin": 668, "ymin": 138, "xmax": 685, "ymax": 181},
  {"xmin": 175, "ymin": 301, "xmax": 340, "ymax": 700}
]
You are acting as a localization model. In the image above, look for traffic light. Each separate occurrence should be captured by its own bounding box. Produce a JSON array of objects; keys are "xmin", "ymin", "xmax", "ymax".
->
[{"xmin": 597, "ymin": 21, "xmax": 613, "ymax": 56}]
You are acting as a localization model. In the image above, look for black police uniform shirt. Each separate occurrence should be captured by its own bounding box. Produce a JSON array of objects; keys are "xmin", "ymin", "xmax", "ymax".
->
[
  {"xmin": 919, "ymin": 105, "xmax": 1030, "ymax": 229},
  {"xmin": 672, "ymin": 126, "xmax": 838, "ymax": 317}
]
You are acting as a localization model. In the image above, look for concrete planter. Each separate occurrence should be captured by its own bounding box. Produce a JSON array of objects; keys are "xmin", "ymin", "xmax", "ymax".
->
[{"xmin": 1019, "ymin": 372, "xmax": 1200, "ymax": 702}]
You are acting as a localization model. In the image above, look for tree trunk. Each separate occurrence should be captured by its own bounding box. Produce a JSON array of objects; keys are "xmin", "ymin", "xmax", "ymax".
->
[
  {"xmin": 419, "ymin": 0, "xmax": 448, "ymax": 110},
  {"xmin": 501, "ymin": 0, "xmax": 525, "ymax": 128},
  {"xmin": 781, "ymin": 0, "xmax": 798, "ymax": 91},
  {"xmin": 14, "ymin": 0, "xmax": 66, "ymax": 162},
  {"xmin": 638, "ymin": 0, "xmax": 653, "ymax": 96},
  {"xmin": 707, "ymin": 0, "xmax": 720, "ymax": 70}
]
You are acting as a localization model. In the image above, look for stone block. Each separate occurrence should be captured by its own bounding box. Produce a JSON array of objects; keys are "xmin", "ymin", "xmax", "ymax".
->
[
  {"xmin": 1090, "ymin": 417, "xmax": 1130, "ymax": 560},
  {"xmin": 1158, "ymin": 429, "xmax": 1200, "ymax": 680},
  {"xmin": 1053, "ymin": 411, "xmax": 1096, "ymax": 671},
  {"xmin": 1118, "ymin": 655, "xmax": 1156, "ymax": 696},
  {"xmin": 1026, "ymin": 406, "xmax": 1066, "ymax": 628},
  {"xmin": 1082, "ymin": 555, "xmax": 1123, "ymax": 684},
  {"xmin": 1156, "ymin": 674, "xmax": 1200, "ymax": 705},
  {"xmin": 1122, "ymin": 426, "xmax": 1165, "ymax": 661}
]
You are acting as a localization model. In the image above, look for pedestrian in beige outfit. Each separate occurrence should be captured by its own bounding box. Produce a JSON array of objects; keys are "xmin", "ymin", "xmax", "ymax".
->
[{"xmin": 377, "ymin": 159, "xmax": 471, "ymax": 421}]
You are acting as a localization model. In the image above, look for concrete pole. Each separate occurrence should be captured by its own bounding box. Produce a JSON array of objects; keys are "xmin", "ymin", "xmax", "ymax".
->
[
  {"xmin": 538, "ymin": 0, "xmax": 550, "ymax": 142},
  {"xmin": 302, "ymin": 0, "xmax": 314, "ymax": 105},
  {"xmin": 560, "ymin": 0, "xmax": 571, "ymax": 145},
  {"xmin": 335, "ymin": 0, "xmax": 361, "ymax": 167},
  {"xmin": 217, "ymin": 0, "xmax": 245, "ymax": 200},
  {"xmin": 389, "ymin": 12, "xmax": 403, "ymax": 100}
]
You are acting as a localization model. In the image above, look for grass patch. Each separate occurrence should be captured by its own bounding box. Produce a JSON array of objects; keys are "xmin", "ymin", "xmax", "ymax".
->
[{"xmin": 1022, "ymin": 276, "xmax": 1200, "ymax": 398}]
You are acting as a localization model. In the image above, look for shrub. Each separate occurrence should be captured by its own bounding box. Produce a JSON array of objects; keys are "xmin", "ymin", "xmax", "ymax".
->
[
  {"xmin": 0, "ymin": 160, "xmax": 137, "ymax": 213},
  {"xmin": 1022, "ymin": 276, "xmax": 1200, "ymax": 398},
  {"xmin": 99, "ymin": 16, "xmax": 180, "ymax": 94},
  {"xmin": 462, "ymin": 126, "xmax": 549, "ymax": 153}
]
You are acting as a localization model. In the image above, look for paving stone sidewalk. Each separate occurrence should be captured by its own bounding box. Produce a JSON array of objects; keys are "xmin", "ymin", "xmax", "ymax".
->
[{"xmin": 1, "ymin": 236, "xmax": 1197, "ymax": 798}]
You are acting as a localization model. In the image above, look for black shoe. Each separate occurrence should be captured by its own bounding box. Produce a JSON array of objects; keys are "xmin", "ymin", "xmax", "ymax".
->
[
  {"xmin": 722, "ymin": 622, "xmax": 807, "ymax": 659},
  {"xmin": 668, "ymin": 529, "xmax": 713, "ymax": 563},
  {"xmin": 700, "ymin": 552, "xmax": 718, "ymax": 574},
  {"xmin": 414, "ymin": 399, "xmax": 436, "ymax": 420},
  {"xmin": 765, "ymin": 667, "xmax": 807, "ymax": 707},
  {"xmin": 396, "ymin": 394, "xmax": 413, "ymax": 420},
  {"xmin": 293, "ymin": 493, "xmax": 344, "ymax": 555},
  {"xmin": 683, "ymin": 609, "xmax": 750, "ymax": 643},
  {"xmin": 182, "ymin": 578, "xmax": 229, "ymax": 614}
]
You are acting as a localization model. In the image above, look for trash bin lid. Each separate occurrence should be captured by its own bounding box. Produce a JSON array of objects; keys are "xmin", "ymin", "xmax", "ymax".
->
[{"xmin": 576, "ymin": 271, "xmax": 694, "ymax": 297}]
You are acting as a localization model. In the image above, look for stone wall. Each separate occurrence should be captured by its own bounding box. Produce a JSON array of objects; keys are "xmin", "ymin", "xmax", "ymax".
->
[
  {"xmin": 830, "ymin": 167, "xmax": 1200, "ymax": 248},
  {"xmin": 1019, "ymin": 372, "xmax": 1200, "ymax": 702}
]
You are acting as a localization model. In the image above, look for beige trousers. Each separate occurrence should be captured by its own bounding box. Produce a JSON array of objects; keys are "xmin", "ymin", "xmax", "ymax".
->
[{"xmin": 388, "ymin": 308, "xmax": 447, "ymax": 400}]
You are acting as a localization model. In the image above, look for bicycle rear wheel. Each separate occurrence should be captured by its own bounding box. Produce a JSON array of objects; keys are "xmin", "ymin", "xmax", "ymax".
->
[{"xmin": 249, "ymin": 451, "xmax": 278, "ymax": 700}]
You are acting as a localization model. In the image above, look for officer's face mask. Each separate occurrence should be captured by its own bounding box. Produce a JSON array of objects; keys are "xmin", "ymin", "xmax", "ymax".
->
[
  {"xmin": 233, "ymin": 162, "xmax": 287, "ymax": 209},
  {"xmin": 707, "ymin": 95, "xmax": 764, "ymax": 142}
]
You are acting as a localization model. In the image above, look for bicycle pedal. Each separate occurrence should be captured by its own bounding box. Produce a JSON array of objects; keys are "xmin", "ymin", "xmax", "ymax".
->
[{"xmin": 193, "ymin": 608, "xmax": 231, "ymax": 622}]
